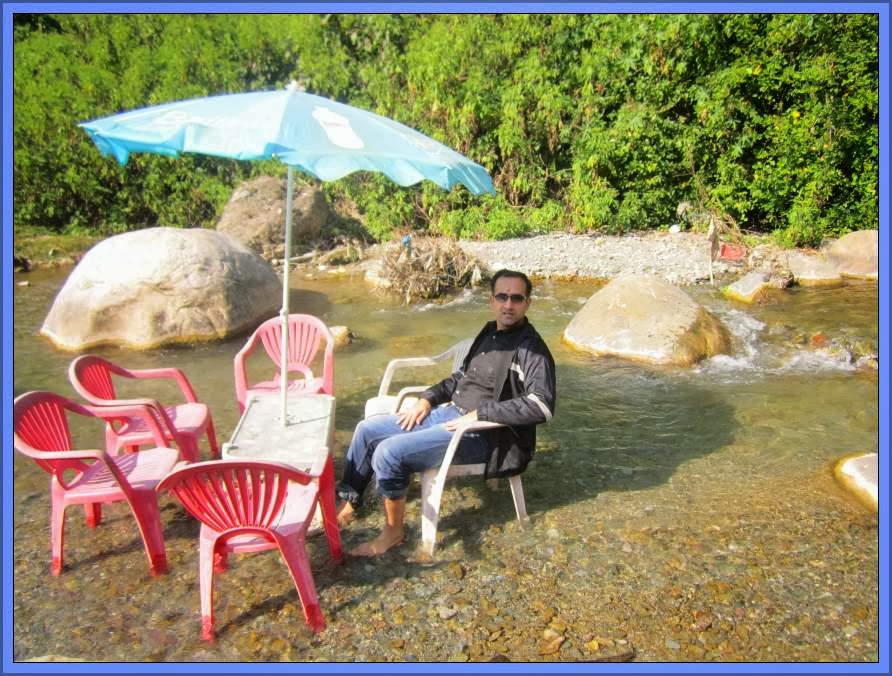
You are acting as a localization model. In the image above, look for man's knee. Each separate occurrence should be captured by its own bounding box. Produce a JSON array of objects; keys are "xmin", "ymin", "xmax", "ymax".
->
[
  {"xmin": 350, "ymin": 417, "xmax": 380, "ymax": 449},
  {"xmin": 371, "ymin": 438, "xmax": 403, "ymax": 477},
  {"xmin": 354, "ymin": 416, "xmax": 373, "ymax": 436},
  {"xmin": 372, "ymin": 439, "xmax": 412, "ymax": 499}
]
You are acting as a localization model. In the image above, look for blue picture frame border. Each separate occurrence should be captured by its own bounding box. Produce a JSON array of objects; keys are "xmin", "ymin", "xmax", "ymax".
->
[{"xmin": 1, "ymin": 3, "xmax": 887, "ymax": 675}]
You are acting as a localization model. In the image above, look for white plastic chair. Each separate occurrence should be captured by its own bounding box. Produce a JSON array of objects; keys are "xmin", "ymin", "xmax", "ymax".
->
[
  {"xmin": 363, "ymin": 338, "xmax": 473, "ymax": 418},
  {"xmin": 419, "ymin": 420, "xmax": 529, "ymax": 555},
  {"xmin": 363, "ymin": 338, "xmax": 529, "ymax": 555}
]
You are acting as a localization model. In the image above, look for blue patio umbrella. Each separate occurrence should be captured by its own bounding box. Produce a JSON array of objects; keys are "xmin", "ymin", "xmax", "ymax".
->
[{"xmin": 80, "ymin": 82, "xmax": 496, "ymax": 423}]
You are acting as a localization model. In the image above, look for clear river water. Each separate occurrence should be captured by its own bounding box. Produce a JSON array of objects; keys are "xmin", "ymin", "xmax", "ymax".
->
[{"xmin": 11, "ymin": 266, "xmax": 879, "ymax": 663}]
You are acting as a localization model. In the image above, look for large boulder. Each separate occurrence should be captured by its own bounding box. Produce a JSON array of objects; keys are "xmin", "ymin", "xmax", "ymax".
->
[
  {"xmin": 41, "ymin": 227, "xmax": 281, "ymax": 350},
  {"xmin": 827, "ymin": 229, "xmax": 878, "ymax": 280},
  {"xmin": 216, "ymin": 176, "xmax": 336, "ymax": 263},
  {"xmin": 562, "ymin": 274, "xmax": 730, "ymax": 366}
]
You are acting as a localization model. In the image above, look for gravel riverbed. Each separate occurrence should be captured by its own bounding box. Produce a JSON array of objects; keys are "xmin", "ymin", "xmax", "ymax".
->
[{"xmin": 456, "ymin": 231, "xmax": 761, "ymax": 284}]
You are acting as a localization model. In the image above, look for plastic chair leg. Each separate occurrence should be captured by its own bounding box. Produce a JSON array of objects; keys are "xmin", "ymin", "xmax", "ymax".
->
[
  {"xmin": 129, "ymin": 492, "xmax": 168, "ymax": 576},
  {"xmin": 199, "ymin": 539, "xmax": 217, "ymax": 641},
  {"xmin": 105, "ymin": 427, "xmax": 118, "ymax": 456},
  {"xmin": 508, "ymin": 475, "xmax": 529, "ymax": 528},
  {"xmin": 50, "ymin": 497, "xmax": 66, "ymax": 576},
  {"xmin": 205, "ymin": 419, "xmax": 220, "ymax": 458},
  {"xmin": 278, "ymin": 536, "xmax": 325, "ymax": 633},
  {"xmin": 419, "ymin": 468, "xmax": 440, "ymax": 556},
  {"xmin": 213, "ymin": 549, "xmax": 228, "ymax": 572},
  {"xmin": 179, "ymin": 439, "xmax": 200, "ymax": 463},
  {"xmin": 317, "ymin": 456, "xmax": 343, "ymax": 564},
  {"xmin": 84, "ymin": 502, "xmax": 102, "ymax": 528}
]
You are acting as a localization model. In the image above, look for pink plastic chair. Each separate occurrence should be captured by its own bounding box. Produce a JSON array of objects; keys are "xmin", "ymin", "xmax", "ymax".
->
[
  {"xmin": 13, "ymin": 391, "xmax": 181, "ymax": 576},
  {"xmin": 234, "ymin": 314, "xmax": 334, "ymax": 414},
  {"xmin": 157, "ymin": 460, "xmax": 326, "ymax": 639},
  {"xmin": 69, "ymin": 354, "xmax": 219, "ymax": 462}
]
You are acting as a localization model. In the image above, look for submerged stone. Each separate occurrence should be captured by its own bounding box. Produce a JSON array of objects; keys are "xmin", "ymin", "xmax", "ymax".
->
[
  {"xmin": 722, "ymin": 271, "xmax": 774, "ymax": 304},
  {"xmin": 834, "ymin": 452, "xmax": 877, "ymax": 512}
]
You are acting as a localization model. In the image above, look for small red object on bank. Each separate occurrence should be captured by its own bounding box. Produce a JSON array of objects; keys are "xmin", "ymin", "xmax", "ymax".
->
[{"xmin": 719, "ymin": 243, "xmax": 747, "ymax": 261}]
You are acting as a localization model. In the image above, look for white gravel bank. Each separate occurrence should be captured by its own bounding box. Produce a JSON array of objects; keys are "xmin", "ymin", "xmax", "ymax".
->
[{"xmin": 457, "ymin": 231, "xmax": 746, "ymax": 285}]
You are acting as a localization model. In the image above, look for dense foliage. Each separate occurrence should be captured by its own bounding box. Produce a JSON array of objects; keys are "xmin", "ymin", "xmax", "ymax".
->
[{"xmin": 13, "ymin": 13, "xmax": 878, "ymax": 246}]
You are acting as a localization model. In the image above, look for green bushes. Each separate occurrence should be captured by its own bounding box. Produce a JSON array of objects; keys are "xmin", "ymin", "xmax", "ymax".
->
[{"xmin": 13, "ymin": 13, "xmax": 878, "ymax": 247}]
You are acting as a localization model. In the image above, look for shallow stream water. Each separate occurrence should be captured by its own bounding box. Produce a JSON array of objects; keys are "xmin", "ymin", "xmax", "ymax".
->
[{"xmin": 11, "ymin": 267, "xmax": 879, "ymax": 663}]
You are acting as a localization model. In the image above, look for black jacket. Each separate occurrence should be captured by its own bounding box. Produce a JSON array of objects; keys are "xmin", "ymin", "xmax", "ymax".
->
[{"xmin": 422, "ymin": 319, "xmax": 556, "ymax": 478}]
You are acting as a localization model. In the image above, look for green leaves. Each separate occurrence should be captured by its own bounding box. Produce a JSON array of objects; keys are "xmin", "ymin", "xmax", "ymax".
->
[{"xmin": 13, "ymin": 14, "xmax": 878, "ymax": 247}]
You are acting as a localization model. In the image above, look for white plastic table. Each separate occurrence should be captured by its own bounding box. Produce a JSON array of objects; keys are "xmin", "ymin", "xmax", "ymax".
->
[{"xmin": 222, "ymin": 393, "xmax": 342, "ymax": 563}]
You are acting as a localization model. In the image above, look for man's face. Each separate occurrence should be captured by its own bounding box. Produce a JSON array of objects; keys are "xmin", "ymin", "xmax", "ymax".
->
[{"xmin": 490, "ymin": 276, "xmax": 531, "ymax": 331}]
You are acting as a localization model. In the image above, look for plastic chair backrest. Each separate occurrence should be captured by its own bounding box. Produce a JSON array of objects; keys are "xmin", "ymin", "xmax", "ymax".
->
[
  {"xmin": 14, "ymin": 390, "xmax": 173, "ymax": 467},
  {"xmin": 257, "ymin": 315, "xmax": 332, "ymax": 378},
  {"xmin": 450, "ymin": 338, "xmax": 474, "ymax": 372},
  {"xmin": 13, "ymin": 391, "xmax": 81, "ymax": 473},
  {"xmin": 158, "ymin": 460, "xmax": 312, "ymax": 533},
  {"xmin": 69, "ymin": 355, "xmax": 118, "ymax": 402}
]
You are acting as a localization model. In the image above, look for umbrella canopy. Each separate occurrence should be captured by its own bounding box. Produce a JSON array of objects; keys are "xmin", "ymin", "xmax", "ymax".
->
[
  {"xmin": 80, "ymin": 87, "xmax": 495, "ymax": 195},
  {"xmin": 80, "ymin": 84, "xmax": 495, "ymax": 423}
]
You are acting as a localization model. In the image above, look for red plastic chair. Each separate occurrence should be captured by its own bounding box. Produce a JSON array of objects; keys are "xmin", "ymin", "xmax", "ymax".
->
[
  {"xmin": 13, "ymin": 391, "xmax": 181, "ymax": 576},
  {"xmin": 157, "ymin": 460, "xmax": 326, "ymax": 639},
  {"xmin": 234, "ymin": 314, "xmax": 334, "ymax": 414},
  {"xmin": 69, "ymin": 354, "xmax": 219, "ymax": 462}
]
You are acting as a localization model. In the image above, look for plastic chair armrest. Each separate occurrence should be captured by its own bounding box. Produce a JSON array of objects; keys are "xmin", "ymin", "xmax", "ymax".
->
[
  {"xmin": 234, "ymin": 337, "xmax": 263, "ymax": 406},
  {"xmin": 32, "ymin": 447, "xmax": 106, "ymax": 462},
  {"xmin": 48, "ymin": 451, "xmax": 127, "ymax": 491},
  {"xmin": 126, "ymin": 366, "xmax": 200, "ymax": 403},
  {"xmin": 436, "ymin": 420, "xmax": 506, "ymax": 482},
  {"xmin": 87, "ymin": 401, "xmax": 176, "ymax": 449},
  {"xmin": 377, "ymin": 357, "xmax": 439, "ymax": 397},
  {"xmin": 235, "ymin": 330, "xmax": 263, "ymax": 364},
  {"xmin": 392, "ymin": 386, "xmax": 431, "ymax": 413},
  {"xmin": 420, "ymin": 420, "xmax": 507, "ymax": 535},
  {"xmin": 322, "ymin": 346, "xmax": 334, "ymax": 396}
]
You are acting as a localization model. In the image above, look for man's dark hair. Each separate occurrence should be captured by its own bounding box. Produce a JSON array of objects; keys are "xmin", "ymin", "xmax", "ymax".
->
[{"xmin": 490, "ymin": 269, "xmax": 532, "ymax": 298}]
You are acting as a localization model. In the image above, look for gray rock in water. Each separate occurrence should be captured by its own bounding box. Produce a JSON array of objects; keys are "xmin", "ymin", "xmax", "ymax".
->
[
  {"xmin": 827, "ymin": 229, "xmax": 878, "ymax": 280},
  {"xmin": 784, "ymin": 250, "xmax": 843, "ymax": 286},
  {"xmin": 41, "ymin": 227, "xmax": 281, "ymax": 350},
  {"xmin": 329, "ymin": 325, "xmax": 353, "ymax": 350},
  {"xmin": 834, "ymin": 452, "xmax": 877, "ymax": 512},
  {"xmin": 722, "ymin": 270, "xmax": 773, "ymax": 304},
  {"xmin": 562, "ymin": 274, "xmax": 730, "ymax": 366}
]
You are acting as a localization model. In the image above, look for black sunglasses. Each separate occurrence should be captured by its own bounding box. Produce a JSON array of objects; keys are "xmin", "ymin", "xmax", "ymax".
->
[{"xmin": 492, "ymin": 293, "xmax": 528, "ymax": 304}]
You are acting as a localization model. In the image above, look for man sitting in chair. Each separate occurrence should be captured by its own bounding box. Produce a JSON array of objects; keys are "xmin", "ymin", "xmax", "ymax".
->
[{"xmin": 336, "ymin": 269, "xmax": 557, "ymax": 556}]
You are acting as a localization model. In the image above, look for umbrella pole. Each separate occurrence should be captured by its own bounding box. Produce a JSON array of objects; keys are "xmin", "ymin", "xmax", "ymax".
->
[{"xmin": 280, "ymin": 166, "xmax": 295, "ymax": 426}]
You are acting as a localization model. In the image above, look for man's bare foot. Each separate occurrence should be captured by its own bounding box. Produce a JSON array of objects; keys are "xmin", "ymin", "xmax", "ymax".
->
[
  {"xmin": 348, "ymin": 526, "xmax": 405, "ymax": 557},
  {"xmin": 336, "ymin": 501, "xmax": 355, "ymax": 528}
]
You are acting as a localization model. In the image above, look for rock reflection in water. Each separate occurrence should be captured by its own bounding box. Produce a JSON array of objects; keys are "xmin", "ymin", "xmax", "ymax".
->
[{"xmin": 11, "ymin": 270, "xmax": 878, "ymax": 662}]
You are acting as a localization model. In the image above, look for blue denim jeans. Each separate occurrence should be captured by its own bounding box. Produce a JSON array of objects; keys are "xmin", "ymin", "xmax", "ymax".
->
[{"xmin": 336, "ymin": 403, "xmax": 489, "ymax": 505}]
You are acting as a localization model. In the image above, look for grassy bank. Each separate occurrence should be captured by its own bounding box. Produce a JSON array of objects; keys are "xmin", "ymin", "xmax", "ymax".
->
[{"xmin": 13, "ymin": 231, "xmax": 102, "ymax": 269}]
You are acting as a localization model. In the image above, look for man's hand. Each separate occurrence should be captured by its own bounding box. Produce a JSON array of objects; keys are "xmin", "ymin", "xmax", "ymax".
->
[
  {"xmin": 396, "ymin": 398, "xmax": 432, "ymax": 431},
  {"xmin": 444, "ymin": 409, "xmax": 478, "ymax": 432}
]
